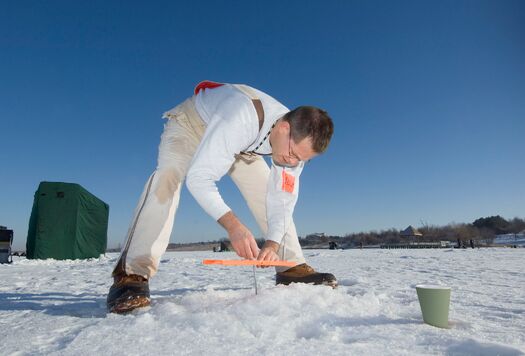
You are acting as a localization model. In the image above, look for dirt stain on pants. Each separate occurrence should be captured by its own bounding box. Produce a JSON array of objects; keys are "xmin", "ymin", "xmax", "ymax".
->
[{"xmin": 155, "ymin": 168, "xmax": 181, "ymax": 205}]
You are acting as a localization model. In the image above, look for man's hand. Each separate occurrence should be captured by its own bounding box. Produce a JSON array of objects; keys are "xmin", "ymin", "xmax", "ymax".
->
[
  {"xmin": 218, "ymin": 211, "xmax": 260, "ymax": 259},
  {"xmin": 256, "ymin": 240, "xmax": 280, "ymax": 268}
]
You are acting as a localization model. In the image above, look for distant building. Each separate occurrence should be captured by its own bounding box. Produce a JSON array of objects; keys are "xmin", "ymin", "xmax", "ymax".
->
[
  {"xmin": 494, "ymin": 231, "xmax": 525, "ymax": 247},
  {"xmin": 400, "ymin": 225, "xmax": 423, "ymax": 238}
]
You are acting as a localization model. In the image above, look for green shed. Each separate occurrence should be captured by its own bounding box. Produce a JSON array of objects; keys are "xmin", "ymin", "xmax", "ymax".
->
[{"xmin": 26, "ymin": 182, "xmax": 109, "ymax": 260}]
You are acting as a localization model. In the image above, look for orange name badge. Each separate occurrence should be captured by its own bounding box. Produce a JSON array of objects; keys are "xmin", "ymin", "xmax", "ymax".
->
[{"xmin": 281, "ymin": 170, "xmax": 295, "ymax": 193}]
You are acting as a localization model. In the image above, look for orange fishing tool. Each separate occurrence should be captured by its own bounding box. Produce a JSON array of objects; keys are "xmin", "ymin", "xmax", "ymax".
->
[{"xmin": 203, "ymin": 259, "xmax": 297, "ymax": 267}]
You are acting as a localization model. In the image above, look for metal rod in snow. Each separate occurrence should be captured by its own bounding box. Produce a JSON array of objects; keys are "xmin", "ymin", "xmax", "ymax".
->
[{"xmin": 252, "ymin": 265, "xmax": 258, "ymax": 295}]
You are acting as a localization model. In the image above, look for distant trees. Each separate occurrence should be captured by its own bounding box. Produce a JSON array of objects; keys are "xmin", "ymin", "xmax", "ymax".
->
[
  {"xmin": 473, "ymin": 215, "xmax": 510, "ymax": 235},
  {"xmin": 508, "ymin": 218, "xmax": 525, "ymax": 233},
  {"xmin": 164, "ymin": 215, "xmax": 525, "ymax": 250},
  {"xmin": 419, "ymin": 223, "xmax": 478, "ymax": 241},
  {"xmin": 299, "ymin": 216, "xmax": 525, "ymax": 247}
]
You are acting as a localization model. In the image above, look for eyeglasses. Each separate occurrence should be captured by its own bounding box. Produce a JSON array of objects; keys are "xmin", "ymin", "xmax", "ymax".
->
[
  {"xmin": 285, "ymin": 126, "xmax": 302, "ymax": 167},
  {"xmin": 287, "ymin": 128, "xmax": 293, "ymax": 158},
  {"xmin": 273, "ymin": 124, "xmax": 311, "ymax": 168}
]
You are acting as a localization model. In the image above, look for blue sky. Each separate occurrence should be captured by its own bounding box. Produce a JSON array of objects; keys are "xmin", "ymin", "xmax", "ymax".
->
[{"xmin": 1, "ymin": 1, "xmax": 524, "ymax": 250}]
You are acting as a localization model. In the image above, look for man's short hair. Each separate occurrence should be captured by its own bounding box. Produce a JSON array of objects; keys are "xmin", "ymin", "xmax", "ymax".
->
[{"xmin": 282, "ymin": 106, "xmax": 334, "ymax": 153}]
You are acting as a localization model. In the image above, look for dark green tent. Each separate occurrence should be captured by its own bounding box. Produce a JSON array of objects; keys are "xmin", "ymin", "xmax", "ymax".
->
[{"xmin": 26, "ymin": 182, "xmax": 109, "ymax": 260}]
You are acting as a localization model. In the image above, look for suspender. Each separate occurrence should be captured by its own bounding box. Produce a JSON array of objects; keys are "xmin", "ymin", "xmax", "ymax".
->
[
  {"xmin": 232, "ymin": 85, "xmax": 270, "ymax": 155},
  {"xmin": 194, "ymin": 81, "xmax": 270, "ymax": 155},
  {"xmin": 194, "ymin": 81, "xmax": 265, "ymax": 131},
  {"xmin": 233, "ymin": 84, "xmax": 264, "ymax": 131}
]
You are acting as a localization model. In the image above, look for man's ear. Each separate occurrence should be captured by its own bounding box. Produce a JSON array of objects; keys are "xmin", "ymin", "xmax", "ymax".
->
[{"xmin": 279, "ymin": 120, "xmax": 290, "ymax": 133}]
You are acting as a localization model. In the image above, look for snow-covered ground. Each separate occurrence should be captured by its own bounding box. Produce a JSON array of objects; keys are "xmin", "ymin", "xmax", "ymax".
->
[{"xmin": 1, "ymin": 249, "xmax": 524, "ymax": 355}]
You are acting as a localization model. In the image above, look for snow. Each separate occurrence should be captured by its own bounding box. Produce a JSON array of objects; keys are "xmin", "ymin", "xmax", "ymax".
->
[{"xmin": 1, "ymin": 249, "xmax": 524, "ymax": 355}]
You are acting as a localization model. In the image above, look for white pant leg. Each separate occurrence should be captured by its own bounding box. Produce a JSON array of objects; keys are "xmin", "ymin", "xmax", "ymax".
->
[
  {"xmin": 228, "ymin": 155, "xmax": 306, "ymax": 272},
  {"xmin": 113, "ymin": 97, "xmax": 205, "ymax": 279}
]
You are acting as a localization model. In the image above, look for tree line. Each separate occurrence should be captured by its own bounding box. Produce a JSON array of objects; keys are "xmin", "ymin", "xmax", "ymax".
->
[{"xmin": 299, "ymin": 215, "xmax": 525, "ymax": 247}]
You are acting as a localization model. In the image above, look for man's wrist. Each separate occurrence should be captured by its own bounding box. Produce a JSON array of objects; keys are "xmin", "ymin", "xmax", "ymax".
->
[
  {"xmin": 217, "ymin": 211, "xmax": 241, "ymax": 233},
  {"xmin": 263, "ymin": 240, "xmax": 280, "ymax": 253}
]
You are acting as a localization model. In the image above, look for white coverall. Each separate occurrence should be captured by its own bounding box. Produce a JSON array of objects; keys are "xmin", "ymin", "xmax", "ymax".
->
[{"xmin": 113, "ymin": 83, "xmax": 306, "ymax": 278}]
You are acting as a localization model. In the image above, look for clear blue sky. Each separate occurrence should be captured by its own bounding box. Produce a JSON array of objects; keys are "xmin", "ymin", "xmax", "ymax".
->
[{"xmin": 1, "ymin": 1, "xmax": 524, "ymax": 250}]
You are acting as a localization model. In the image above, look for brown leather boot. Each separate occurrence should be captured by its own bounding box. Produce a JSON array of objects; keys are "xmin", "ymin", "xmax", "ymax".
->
[
  {"xmin": 276, "ymin": 263, "xmax": 337, "ymax": 288},
  {"xmin": 107, "ymin": 273, "xmax": 151, "ymax": 314}
]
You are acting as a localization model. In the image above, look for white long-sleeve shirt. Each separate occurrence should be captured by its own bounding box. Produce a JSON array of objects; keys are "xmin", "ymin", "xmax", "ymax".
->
[{"xmin": 165, "ymin": 83, "xmax": 303, "ymax": 244}]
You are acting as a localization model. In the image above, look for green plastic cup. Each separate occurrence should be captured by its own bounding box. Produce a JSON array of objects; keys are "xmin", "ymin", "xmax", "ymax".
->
[{"xmin": 416, "ymin": 285, "xmax": 451, "ymax": 328}]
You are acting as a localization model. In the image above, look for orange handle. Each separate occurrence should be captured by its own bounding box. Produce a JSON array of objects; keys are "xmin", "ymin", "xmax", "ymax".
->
[{"xmin": 203, "ymin": 259, "xmax": 297, "ymax": 267}]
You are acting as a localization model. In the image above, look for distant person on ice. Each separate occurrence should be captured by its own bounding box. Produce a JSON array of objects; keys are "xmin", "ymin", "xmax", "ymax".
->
[{"xmin": 107, "ymin": 81, "xmax": 337, "ymax": 314}]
